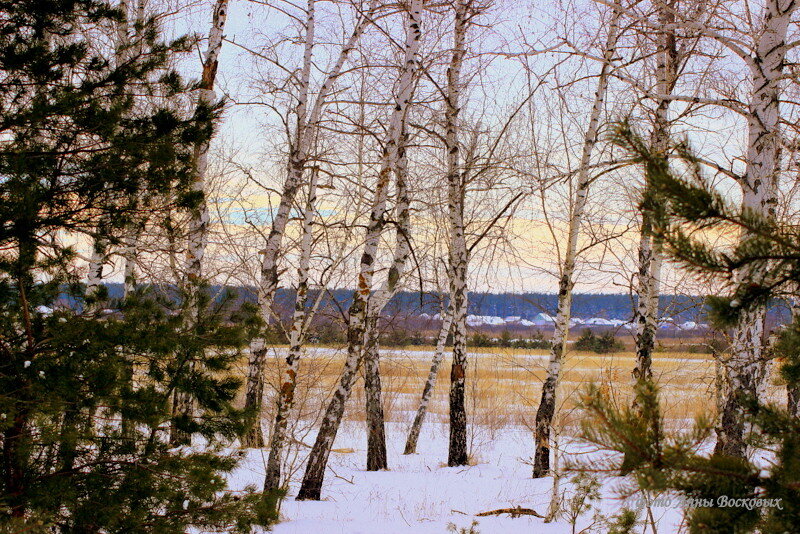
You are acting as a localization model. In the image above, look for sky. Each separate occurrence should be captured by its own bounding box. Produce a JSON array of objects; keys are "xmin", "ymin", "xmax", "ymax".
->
[{"xmin": 87, "ymin": 0, "xmax": 762, "ymax": 296}]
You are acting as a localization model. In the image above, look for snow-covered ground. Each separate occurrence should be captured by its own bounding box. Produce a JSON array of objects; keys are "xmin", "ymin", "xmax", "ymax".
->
[{"xmin": 228, "ymin": 422, "xmax": 685, "ymax": 533}]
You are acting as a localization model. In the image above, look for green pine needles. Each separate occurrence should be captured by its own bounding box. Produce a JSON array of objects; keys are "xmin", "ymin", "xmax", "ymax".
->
[
  {"xmin": 0, "ymin": 1, "xmax": 265, "ymax": 531},
  {"xmin": 576, "ymin": 121, "xmax": 800, "ymax": 533}
]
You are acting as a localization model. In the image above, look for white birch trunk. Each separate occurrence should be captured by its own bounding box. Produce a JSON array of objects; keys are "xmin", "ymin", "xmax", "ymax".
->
[
  {"xmin": 263, "ymin": 169, "xmax": 317, "ymax": 492},
  {"xmin": 242, "ymin": 0, "xmax": 377, "ymax": 447},
  {"xmin": 403, "ymin": 301, "xmax": 454, "ymax": 454},
  {"xmin": 716, "ymin": 0, "xmax": 794, "ymax": 458},
  {"xmin": 297, "ymin": 0, "xmax": 422, "ymax": 500},
  {"xmin": 532, "ymin": 0, "xmax": 620, "ymax": 477},
  {"xmin": 170, "ymin": 0, "xmax": 230, "ymax": 447},
  {"xmin": 632, "ymin": 1, "xmax": 677, "ymax": 389},
  {"xmin": 121, "ymin": 224, "xmax": 142, "ymax": 300},
  {"xmin": 446, "ymin": 0, "xmax": 470, "ymax": 468},
  {"xmin": 363, "ymin": 127, "xmax": 413, "ymax": 471},
  {"xmin": 85, "ymin": 234, "xmax": 108, "ymax": 310},
  {"xmin": 85, "ymin": 1, "xmax": 135, "ymax": 308},
  {"xmin": 184, "ymin": 0, "xmax": 228, "ymax": 289}
]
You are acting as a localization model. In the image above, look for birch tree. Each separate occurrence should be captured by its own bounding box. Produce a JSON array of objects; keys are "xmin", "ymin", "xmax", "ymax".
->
[
  {"xmin": 403, "ymin": 300, "xmax": 453, "ymax": 454},
  {"xmin": 403, "ymin": 0, "xmax": 526, "ymax": 458},
  {"xmin": 444, "ymin": 0, "xmax": 471, "ymax": 468},
  {"xmin": 120, "ymin": 0, "xmax": 148, "ymax": 300},
  {"xmin": 84, "ymin": 0, "xmax": 142, "ymax": 307},
  {"xmin": 631, "ymin": 0, "xmax": 678, "ymax": 399},
  {"xmin": 262, "ymin": 168, "xmax": 318, "ymax": 492},
  {"xmin": 712, "ymin": 0, "xmax": 796, "ymax": 457},
  {"xmin": 170, "ymin": 0, "xmax": 230, "ymax": 446},
  {"xmin": 296, "ymin": 0, "xmax": 422, "ymax": 499},
  {"xmin": 242, "ymin": 0, "xmax": 378, "ymax": 447},
  {"xmin": 531, "ymin": 0, "xmax": 622, "ymax": 477},
  {"xmin": 85, "ymin": 230, "xmax": 109, "ymax": 307},
  {"xmin": 362, "ymin": 127, "xmax": 414, "ymax": 471},
  {"xmin": 618, "ymin": 0, "xmax": 797, "ymax": 456}
]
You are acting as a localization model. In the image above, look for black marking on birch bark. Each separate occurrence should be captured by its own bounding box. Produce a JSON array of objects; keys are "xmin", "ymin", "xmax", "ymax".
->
[
  {"xmin": 298, "ymin": 0, "xmax": 421, "ymax": 498},
  {"xmin": 716, "ymin": 0, "xmax": 793, "ymax": 458},
  {"xmin": 364, "ymin": 317, "xmax": 388, "ymax": 471}
]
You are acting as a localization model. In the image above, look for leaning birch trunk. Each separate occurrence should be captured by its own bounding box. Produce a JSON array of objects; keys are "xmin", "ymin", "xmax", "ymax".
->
[
  {"xmin": 362, "ymin": 128, "xmax": 414, "ymax": 471},
  {"xmin": 242, "ymin": 0, "xmax": 376, "ymax": 447},
  {"xmin": 715, "ymin": 0, "xmax": 793, "ymax": 458},
  {"xmin": 632, "ymin": 0, "xmax": 677, "ymax": 390},
  {"xmin": 532, "ymin": 0, "xmax": 620, "ymax": 478},
  {"xmin": 403, "ymin": 301, "xmax": 454, "ymax": 454},
  {"xmin": 296, "ymin": 0, "xmax": 422, "ymax": 500},
  {"xmin": 263, "ymin": 171, "xmax": 318, "ymax": 492},
  {"xmin": 544, "ymin": 429, "xmax": 561, "ymax": 522},
  {"xmin": 445, "ymin": 0, "xmax": 470, "ymax": 468},
  {"xmin": 170, "ymin": 0, "xmax": 229, "ymax": 447}
]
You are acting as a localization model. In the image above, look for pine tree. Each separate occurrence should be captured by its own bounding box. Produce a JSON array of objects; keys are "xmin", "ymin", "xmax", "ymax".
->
[
  {"xmin": 576, "ymin": 122, "xmax": 800, "ymax": 533},
  {"xmin": 0, "ymin": 1, "xmax": 263, "ymax": 530}
]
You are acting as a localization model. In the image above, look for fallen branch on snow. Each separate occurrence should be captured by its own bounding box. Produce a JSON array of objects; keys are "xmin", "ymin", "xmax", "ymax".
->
[{"xmin": 476, "ymin": 506, "xmax": 544, "ymax": 518}]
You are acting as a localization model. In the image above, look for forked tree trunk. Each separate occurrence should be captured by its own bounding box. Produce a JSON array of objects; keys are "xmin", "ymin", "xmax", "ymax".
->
[
  {"xmin": 263, "ymin": 171, "xmax": 317, "ymax": 492},
  {"xmin": 446, "ymin": 0, "xmax": 469, "ymax": 468},
  {"xmin": 532, "ymin": 0, "xmax": 620, "ymax": 478},
  {"xmin": 242, "ymin": 0, "xmax": 376, "ymax": 447},
  {"xmin": 242, "ymin": 0, "xmax": 315, "ymax": 449},
  {"xmin": 362, "ymin": 128, "xmax": 413, "ymax": 471},
  {"xmin": 170, "ymin": 0, "xmax": 229, "ymax": 447},
  {"xmin": 404, "ymin": 302, "xmax": 454, "ymax": 454},
  {"xmin": 715, "ymin": 0, "xmax": 793, "ymax": 458},
  {"xmin": 297, "ymin": 0, "xmax": 422, "ymax": 500}
]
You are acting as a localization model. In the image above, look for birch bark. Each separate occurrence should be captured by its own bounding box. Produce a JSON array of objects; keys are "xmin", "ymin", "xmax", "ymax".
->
[
  {"xmin": 631, "ymin": 1, "xmax": 677, "ymax": 389},
  {"xmin": 296, "ymin": 0, "xmax": 422, "ymax": 499},
  {"xmin": 715, "ymin": 0, "xmax": 794, "ymax": 458},
  {"xmin": 85, "ymin": 233, "xmax": 108, "ymax": 309},
  {"xmin": 361, "ymin": 127, "xmax": 413, "ymax": 471},
  {"xmin": 121, "ymin": 219, "xmax": 145, "ymax": 299},
  {"xmin": 183, "ymin": 0, "xmax": 229, "ymax": 291},
  {"xmin": 170, "ymin": 0, "xmax": 230, "ymax": 447},
  {"xmin": 532, "ymin": 0, "xmax": 620, "ymax": 477},
  {"xmin": 85, "ymin": 0, "xmax": 135, "ymax": 308},
  {"xmin": 445, "ymin": 0, "xmax": 470, "ymax": 468},
  {"xmin": 263, "ymin": 169, "xmax": 318, "ymax": 491},
  {"xmin": 362, "ymin": 313, "xmax": 387, "ymax": 470},
  {"xmin": 403, "ymin": 301, "xmax": 454, "ymax": 454},
  {"xmin": 242, "ymin": 0, "xmax": 377, "ymax": 447}
]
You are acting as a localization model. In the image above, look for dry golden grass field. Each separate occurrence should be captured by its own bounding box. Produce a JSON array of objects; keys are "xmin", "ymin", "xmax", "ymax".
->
[{"xmin": 234, "ymin": 343, "xmax": 771, "ymax": 444}]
